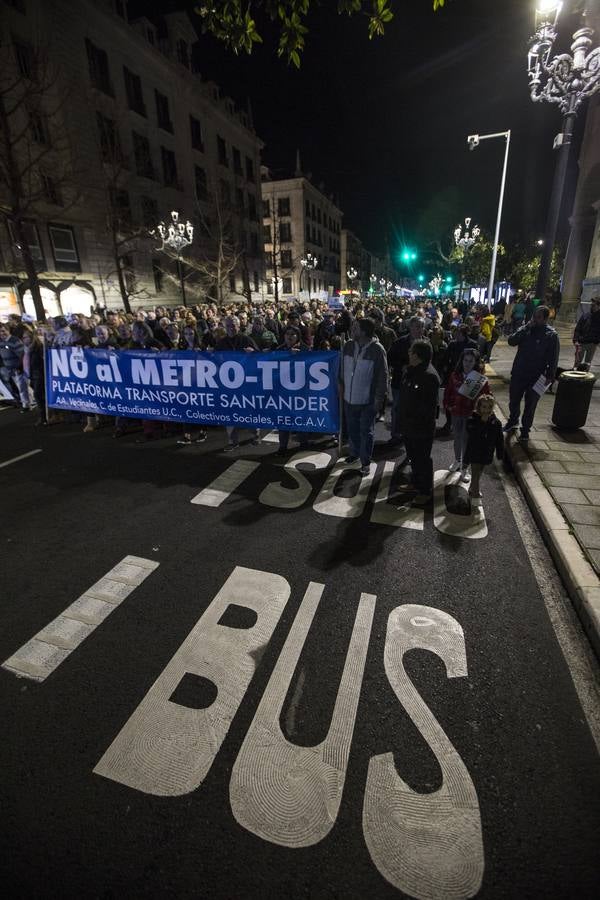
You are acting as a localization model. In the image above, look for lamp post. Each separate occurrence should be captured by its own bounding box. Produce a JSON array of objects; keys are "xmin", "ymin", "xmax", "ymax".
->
[
  {"xmin": 467, "ymin": 130, "xmax": 511, "ymax": 308},
  {"xmin": 454, "ymin": 216, "xmax": 481, "ymax": 303},
  {"xmin": 527, "ymin": 0, "xmax": 600, "ymax": 305},
  {"xmin": 369, "ymin": 273, "xmax": 377, "ymax": 295},
  {"xmin": 152, "ymin": 210, "xmax": 194, "ymax": 306},
  {"xmin": 346, "ymin": 266, "xmax": 358, "ymax": 296},
  {"xmin": 301, "ymin": 251, "xmax": 318, "ymax": 300}
]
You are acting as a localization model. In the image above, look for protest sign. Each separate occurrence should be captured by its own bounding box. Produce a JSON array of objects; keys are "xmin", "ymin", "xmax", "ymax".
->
[
  {"xmin": 45, "ymin": 347, "xmax": 340, "ymax": 433},
  {"xmin": 457, "ymin": 370, "xmax": 488, "ymax": 401}
]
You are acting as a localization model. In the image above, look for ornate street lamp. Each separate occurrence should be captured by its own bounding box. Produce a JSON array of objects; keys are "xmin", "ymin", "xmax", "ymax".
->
[
  {"xmin": 454, "ymin": 217, "xmax": 481, "ymax": 301},
  {"xmin": 346, "ymin": 266, "xmax": 358, "ymax": 294},
  {"xmin": 152, "ymin": 210, "xmax": 194, "ymax": 306},
  {"xmin": 301, "ymin": 251, "xmax": 318, "ymax": 299},
  {"xmin": 429, "ymin": 274, "xmax": 443, "ymax": 297},
  {"xmin": 527, "ymin": 0, "xmax": 600, "ymax": 303}
]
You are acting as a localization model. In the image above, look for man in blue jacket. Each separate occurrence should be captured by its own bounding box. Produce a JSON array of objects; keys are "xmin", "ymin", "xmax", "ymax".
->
[{"xmin": 504, "ymin": 305, "xmax": 560, "ymax": 443}]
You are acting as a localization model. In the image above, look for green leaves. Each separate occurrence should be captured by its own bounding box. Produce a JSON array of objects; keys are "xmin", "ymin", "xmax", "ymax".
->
[{"xmin": 195, "ymin": 0, "xmax": 399, "ymax": 65}]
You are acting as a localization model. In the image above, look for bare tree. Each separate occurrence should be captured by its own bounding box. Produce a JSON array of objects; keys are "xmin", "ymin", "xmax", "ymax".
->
[{"xmin": 0, "ymin": 37, "xmax": 80, "ymax": 321}]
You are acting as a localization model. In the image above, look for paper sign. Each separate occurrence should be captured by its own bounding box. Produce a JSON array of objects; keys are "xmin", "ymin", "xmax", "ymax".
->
[{"xmin": 457, "ymin": 371, "xmax": 487, "ymax": 400}]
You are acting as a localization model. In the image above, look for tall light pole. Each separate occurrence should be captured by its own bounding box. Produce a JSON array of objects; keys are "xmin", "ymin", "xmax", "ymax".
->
[
  {"xmin": 301, "ymin": 251, "xmax": 318, "ymax": 300},
  {"xmin": 527, "ymin": 0, "xmax": 600, "ymax": 305},
  {"xmin": 346, "ymin": 266, "xmax": 358, "ymax": 297},
  {"xmin": 454, "ymin": 217, "xmax": 481, "ymax": 302},
  {"xmin": 152, "ymin": 210, "xmax": 194, "ymax": 306},
  {"xmin": 467, "ymin": 130, "xmax": 511, "ymax": 308}
]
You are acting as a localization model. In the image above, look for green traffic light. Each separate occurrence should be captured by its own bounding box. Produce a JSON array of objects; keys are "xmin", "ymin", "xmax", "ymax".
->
[
  {"xmin": 410, "ymin": 251, "xmax": 417, "ymax": 261},
  {"xmin": 418, "ymin": 274, "xmax": 425, "ymax": 282}
]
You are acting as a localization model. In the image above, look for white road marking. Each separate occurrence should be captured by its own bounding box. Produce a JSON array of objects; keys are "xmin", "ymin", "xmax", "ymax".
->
[
  {"xmin": 363, "ymin": 604, "xmax": 484, "ymax": 899},
  {"xmin": 433, "ymin": 469, "xmax": 488, "ymax": 539},
  {"xmin": 262, "ymin": 430, "xmax": 280, "ymax": 443},
  {"xmin": 370, "ymin": 461, "xmax": 424, "ymax": 530},
  {"xmin": 313, "ymin": 460, "xmax": 377, "ymax": 518},
  {"xmin": 230, "ymin": 586, "xmax": 376, "ymax": 847},
  {"xmin": 93, "ymin": 566, "xmax": 290, "ymax": 796},
  {"xmin": 0, "ymin": 448, "xmax": 42, "ymax": 469},
  {"xmin": 190, "ymin": 460, "xmax": 259, "ymax": 507},
  {"xmin": 2, "ymin": 556, "xmax": 159, "ymax": 682},
  {"xmin": 259, "ymin": 450, "xmax": 332, "ymax": 509}
]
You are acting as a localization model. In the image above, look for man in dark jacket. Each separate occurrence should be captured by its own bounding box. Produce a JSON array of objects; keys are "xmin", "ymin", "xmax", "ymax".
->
[
  {"xmin": 398, "ymin": 339, "xmax": 439, "ymax": 504},
  {"xmin": 387, "ymin": 316, "xmax": 425, "ymax": 446},
  {"xmin": 505, "ymin": 305, "xmax": 560, "ymax": 443},
  {"xmin": 0, "ymin": 323, "xmax": 30, "ymax": 409},
  {"xmin": 216, "ymin": 315, "xmax": 259, "ymax": 450},
  {"xmin": 573, "ymin": 296, "xmax": 600, "ymax": 370}
]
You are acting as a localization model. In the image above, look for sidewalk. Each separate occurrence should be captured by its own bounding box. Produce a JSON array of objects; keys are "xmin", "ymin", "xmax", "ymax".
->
[{"xmin": 486, "ymin": 323, "xmax": 600, "ymax": 656}]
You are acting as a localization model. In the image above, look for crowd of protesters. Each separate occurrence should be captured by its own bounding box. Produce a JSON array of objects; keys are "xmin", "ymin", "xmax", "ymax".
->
[{"xmin": 1, "ymin": 284, "xmax": 591, "ymax": 505}]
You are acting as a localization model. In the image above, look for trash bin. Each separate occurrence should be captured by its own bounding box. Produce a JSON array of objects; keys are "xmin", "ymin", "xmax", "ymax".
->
[{"xmin": 552, "ymin": 370, "xmax": 597, "ymax": 430}]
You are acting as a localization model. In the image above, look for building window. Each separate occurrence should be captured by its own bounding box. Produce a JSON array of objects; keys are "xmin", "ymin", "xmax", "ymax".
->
[
  {"xmin": 229, "ymin": 273, "xmax": 236, "ymax": 292},
  {"xmin": 146, "ymin": 27, "xmax": 155, "ymax": 45},
  {"xmin": 305, "ymin": 224, "xmax": 310, "ymax": 242},
  {"xmin": 232, "ymin": 147, "xmax": 242, "ymax": 175},
  {"xmin": 41, "ymin": 174, "xmax": 62, "ymax": 206},
  {"xmin": 48, "ymin": 224, "xmax": 80, "ymax": 272},
  {"xmin": 29, "ymin": 109, "xmax": 48, "ymax": 145},
  {"xmin": 152, "ymin": 258, "xmax": 163, "ymax": 293},
  {"xmin": 160, "ymin": 146, "xmax": 178, "ymax": 187},
  {"xmin": 263, "ymin": 225, "xmax": 271, "ymax": 244},
  {"xmin": 114, "ymin": 0, "xmax": 126, "ymax": 18},
  {"xmin": 253, "ymin": 270, "xmax": 259, "ymax": 292},
  {"xmin": 155, "ymin": 90, "xmax": 173, "ymax": 132},
  {"xmin": 141, "ymin": 195, "xmax": 158, "ymax": 228},
  {"xmin": 194, "ymin": 165, "xmax": 207, "ymax": 201},
  {"xmin": 282, "ymin": 277, "xmax": 292, "ymax": 294},
  {"xmin": 278, "ymin": 197, "xmax": 290, "ymax": 217},
  {"xmin": 13, "ymin": 40, "xmax": 33, "ymax": 78},
  {"xmin": 305, "ymin": 199, "xmax": 310, "ymax": 218},
  {"xmin": 250, "ymin": 232, "xmax": 258, "ymax": 255},
  {"xmin": 245, "ymin": 156, "xmax": 255, "ymax": 182},
  {"xmin": 219, "ymin": 179, "xmax": 231, "ymax": 206},
  {"xmin": 235, "ymin": 187, "xmax": 244, "ymax": 212},
  {"xmin": 217, "ymin": 135, "xmax": 228, "ymax": 167},
  {"xmin": 247, "ymin": 193, "xmax": 257, "ymax": 221},
  {"xmin": 123, "ymin": 66, "xmax": 145, "ymax": 115},
  {"xmin": 279, "ymin": 222, "xmax": 292, "ymax": 243},
  {"xmin": 9, "ymin": 221, "xmax": 44, "ymax": 264},
  {"xmin": 267, "ymin": 281, "xmax": 273, "ymax": 295},
  {"xmin": 96, "ymin": 112, "xmax": 120, "ymax": 162},
  {"xmin": 85, "ymin": 39, "xmax": 113, "ymax": 96},
  {"xmin": 176, "ymin": 39, "xmax": 189, "ymax": 68},
  {"xmin": 132, "ymin": 132, "xmax": 154, "ymax": 178},
  {"xmin": 190, "ymin": 115, "xmax": 203, "ymax": 151},
  {"xmin": 262, "ymin": 199, "xmax": 270, "ymax": 218},
  {"xmin": 316, "ymin": 208, "xmax": 321, "ymax": 224},
  {"xmin": 109, "ymin": 188, "xmax": 131, "ymax": 228},
  {"xmin": 311, "ymin": 203, "xmax": 316, "ymax": 220},
  {"xmin": 281, "ymin": 249, "xmax": 292, "ymax": 268}
]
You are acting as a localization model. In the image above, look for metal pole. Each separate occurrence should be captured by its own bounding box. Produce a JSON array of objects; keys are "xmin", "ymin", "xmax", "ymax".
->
[
  {"xmin": 337, "ymin": 336, "xmax": 345, "ymax": 454},
  {"xmin": 487, "ymin": 130, "xmax": 510, "ymax": 308},
  {"xmin": 42, "ymin": 331, "xmax": 49, "ymax": 424},
  {"xmin": 535, "ymin": 110, "xmax": 576, "ymax": 303},
  {"xmin": 178, "ymin": 258, "xmax": 187, "ymax": 307}
]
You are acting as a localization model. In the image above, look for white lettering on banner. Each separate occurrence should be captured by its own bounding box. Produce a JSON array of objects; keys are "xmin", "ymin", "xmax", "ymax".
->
[
  {"xmin": 230, "ymin": 585, "xmax": 375, "ymax": 847},
  {"xmin": 190, "ymin": 460, "xmax": 260, "ymax": 507},
  {"xmin": 313, "ymin": 461, "xmax": 377, "ymax": 518},
  {"xmin": 433, "ymin": 470, "xmax": 488, "ymax": 540},
  {"xmin": 363, "ymin": 604, "xmax": 484, "ymax": 899},
  {"xmin": 93, "ymin": 567, "xmax": 290, "ymax": 796},
  {"xmin": 259, "ymin": 451, "xmax": 332, "ymax": 509},
  {"xmin": 370, "ymin": 461, "xmax": 424, "ymax": 531},
  {"xmin": 50, "ymin": 348, "xmax": 88, "ymax": 379}
]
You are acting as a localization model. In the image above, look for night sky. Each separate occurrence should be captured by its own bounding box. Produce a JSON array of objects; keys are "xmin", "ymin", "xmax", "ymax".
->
[{"xmin": 133, "ymin": 0, "xmax": 585, "ymax": 260}]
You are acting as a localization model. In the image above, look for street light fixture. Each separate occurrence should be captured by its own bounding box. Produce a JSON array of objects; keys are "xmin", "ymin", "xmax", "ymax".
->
[
  {"xmin": 346, "ymin": 266, "xmax": 358, "ymax": 294},
  {"xmin": 467, "ymin": 131, "xmax": 511, "ymax": 308},
  {"xmin": 152, "ymin": 210, "xmax": 194, "ymax": 306},
  {"xmin": 527, "ymin": 0, "xmax": 600, "ymax": 303},
  {"xmin": 301, "ymin": 251, "xmax": 318, "ymax": 299},
  {"xmin": 454, "ymin": 217, "xmax": 481, "ymax": 302}
]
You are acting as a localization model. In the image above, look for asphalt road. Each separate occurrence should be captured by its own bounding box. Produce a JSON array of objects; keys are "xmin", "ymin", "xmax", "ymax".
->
[{"xmin": 1, "ymin": 404, "xmax": 599, "ymax": 900}]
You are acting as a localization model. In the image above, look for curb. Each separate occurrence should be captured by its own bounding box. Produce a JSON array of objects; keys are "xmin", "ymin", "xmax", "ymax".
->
[{"xmin": 492, "ymin": 396, "xmax": 600, "ymax": 659}]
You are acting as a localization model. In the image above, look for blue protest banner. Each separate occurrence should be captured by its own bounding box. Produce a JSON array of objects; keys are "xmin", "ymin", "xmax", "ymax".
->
[{"xmin": 45, "ymin": 347, "xmax": 340, "ymax": 433}]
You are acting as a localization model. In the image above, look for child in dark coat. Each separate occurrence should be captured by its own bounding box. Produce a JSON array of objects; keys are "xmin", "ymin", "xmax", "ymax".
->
[{"xmin": 463, "ymin": 394, "xmax": 504, "ymax": 501}]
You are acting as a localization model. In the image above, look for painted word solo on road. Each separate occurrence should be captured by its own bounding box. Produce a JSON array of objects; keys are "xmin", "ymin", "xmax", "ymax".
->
[{"xmin": 191, "ymin": 450, "xmax": 489, "ymax": 539}]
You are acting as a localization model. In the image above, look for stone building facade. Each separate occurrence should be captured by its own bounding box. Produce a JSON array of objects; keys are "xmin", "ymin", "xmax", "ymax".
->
[
  {"xmin": 260, "ymin": 167, "xmax": 342, "ymax": 302},
  {"xmin": 0, "ymin": 0, "xmax": 264, "ymax": 319}
]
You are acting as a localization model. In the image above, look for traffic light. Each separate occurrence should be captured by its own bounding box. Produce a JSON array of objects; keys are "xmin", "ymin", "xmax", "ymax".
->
[
  {"xmin": 445, "ymin": 275, "xmax": 453, "ymax": 284},
  {"xmin": 400, "ymin": 248, "xmax": 417, "ymax": 264},
  {"xmin": 417, "ymin": 274, "xmax": 425, "ymax": 283}
]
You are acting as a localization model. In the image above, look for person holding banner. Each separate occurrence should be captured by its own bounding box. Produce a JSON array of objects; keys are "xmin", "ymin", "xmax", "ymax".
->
[
  {"xmin": 276, "ymin": 325, "xmax": 311, "ymax": 456},
  {"xmin": 0, "ymin": 323, "xmax": 31, "ymax": 411},
  {"xmin": 216, "ymin": 316, "xmax": 260, "ymax": 451},
  {"xmin": 342, "ymin": 318, "xmax": 389, "ymax": 477},
  {"xmin": 398, "ymin": 340, "xmax": 439, "ymax": 506}
]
